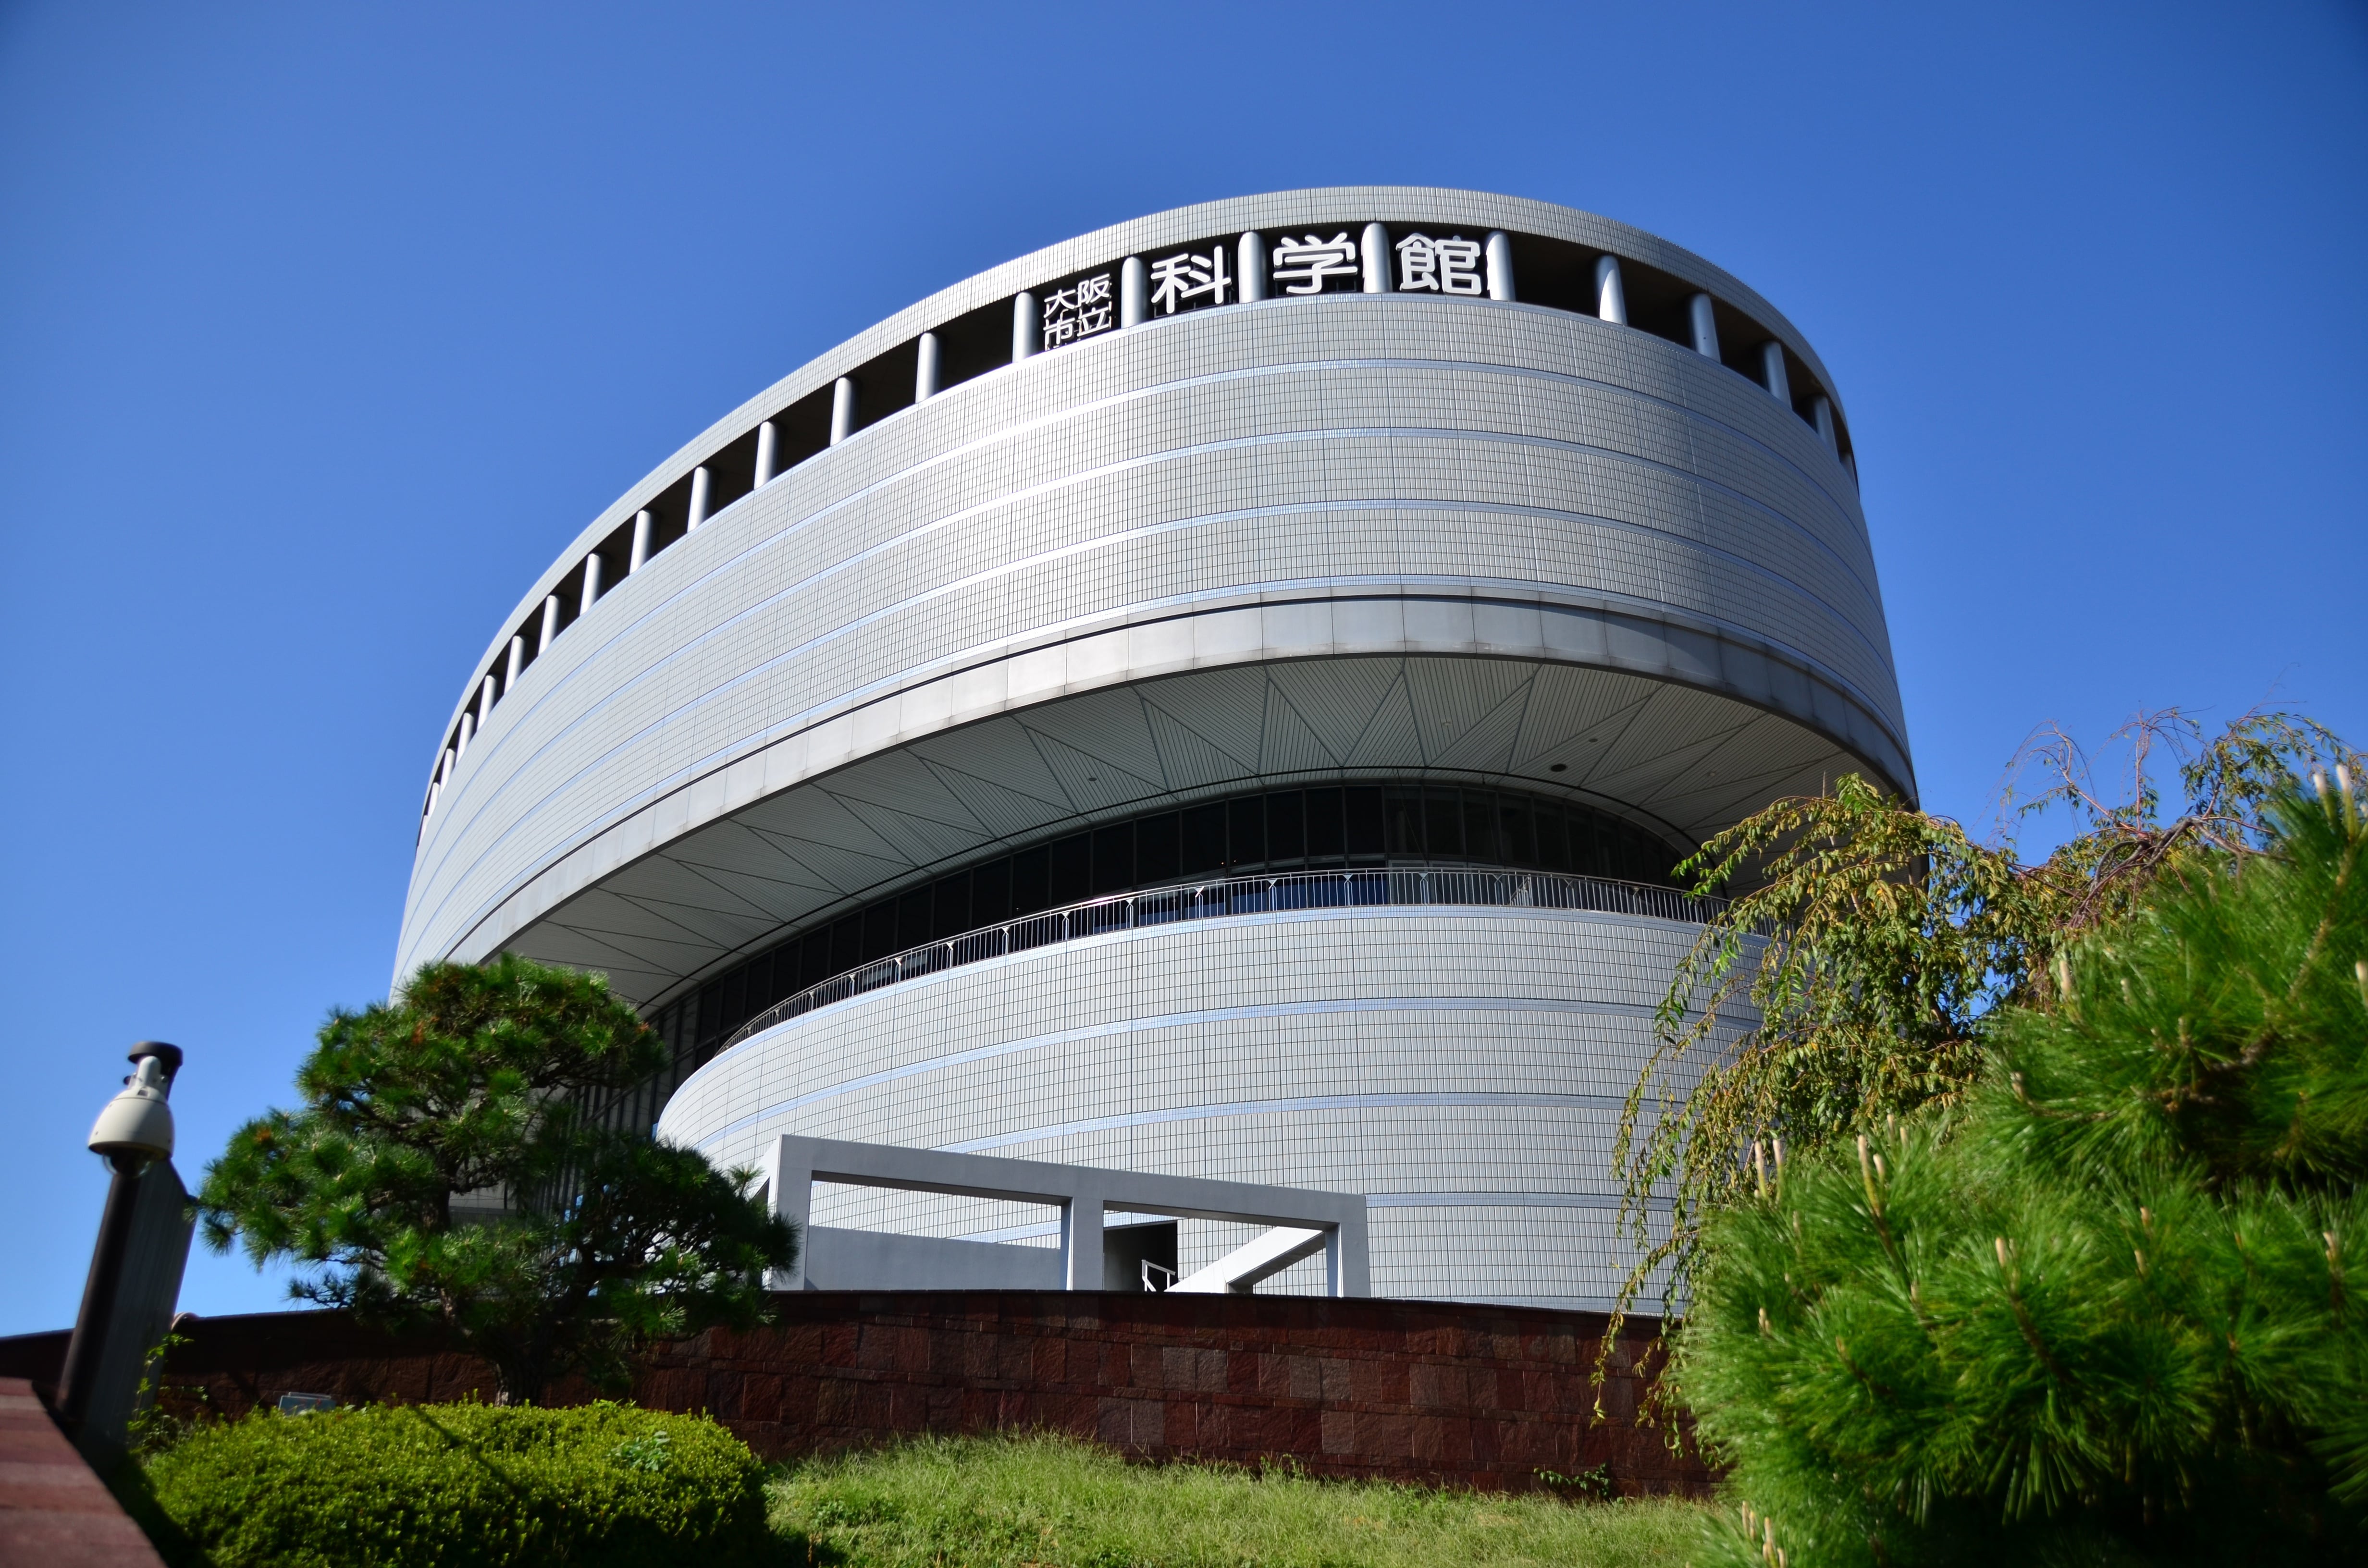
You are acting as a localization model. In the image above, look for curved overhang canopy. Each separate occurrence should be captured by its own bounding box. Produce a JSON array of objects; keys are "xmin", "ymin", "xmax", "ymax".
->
[{"xmin": 465, "ymin": 587, "xmax": 1909, "ymax": 1009}]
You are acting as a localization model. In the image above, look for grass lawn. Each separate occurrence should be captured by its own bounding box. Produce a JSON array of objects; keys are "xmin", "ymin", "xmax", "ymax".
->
[{"xmin": 769, "ymin": 1432, "xmax": 1711, "ymax": 1567}]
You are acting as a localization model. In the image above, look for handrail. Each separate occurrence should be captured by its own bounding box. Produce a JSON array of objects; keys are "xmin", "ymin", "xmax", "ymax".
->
[{"xmin": 718, "ymin": 866, "xmax": 1724, "ymax": 1052}]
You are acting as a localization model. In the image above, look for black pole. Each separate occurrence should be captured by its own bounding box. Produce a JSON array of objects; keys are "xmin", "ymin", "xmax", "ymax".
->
[{"xmin": 56, "ymin": 1153, "xmax": 144, "ymax": 1435}]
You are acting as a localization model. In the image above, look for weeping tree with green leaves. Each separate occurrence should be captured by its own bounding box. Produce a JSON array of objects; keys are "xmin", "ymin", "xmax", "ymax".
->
[
  {"xmin": 1613, "ymin": 710, "xmax": 2357, "ymax": 1321},
  {"xmin": 1599, "ymin": 712, "xmax": 2366, "ymax": 1559},
  {"xmin": 199, "ymin": 957, "xmax": 797, "ymax": 1405},
  {"xmin": 1675, "ymin": 772, "xmax": 2368, "ymax": 1563}
]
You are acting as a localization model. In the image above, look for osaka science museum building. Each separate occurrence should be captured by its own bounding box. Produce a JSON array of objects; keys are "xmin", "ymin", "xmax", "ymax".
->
[{"xmin": 395, "ymin": 189, "xmax": 1914, "ymax": 1310}]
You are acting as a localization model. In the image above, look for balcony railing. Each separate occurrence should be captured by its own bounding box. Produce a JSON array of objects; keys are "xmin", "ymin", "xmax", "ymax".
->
[{"xmin": 719, "ymin": 866, "xmax": 1724, "ymax": 1052}]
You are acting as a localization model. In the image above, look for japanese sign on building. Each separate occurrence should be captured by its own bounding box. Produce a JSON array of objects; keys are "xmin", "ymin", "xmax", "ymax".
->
[
  {"xmin": 1023, "ymin": 223, "xmax": 1503, "ymax": 353},
  {"xmin": 1270, "ymin": 232, "xmax": 1363, "ymax": 295},
  {"xmin": 1038, "ymin": 270, "xmax": 1115, "ymax": 350},
  {"xmin": 1393, "ymin": 233, "xmax": 1484, "ymax": 295},
  {"xmin": 1146, "ymin": 243, "xmax": 1234, "ymax": 315}
]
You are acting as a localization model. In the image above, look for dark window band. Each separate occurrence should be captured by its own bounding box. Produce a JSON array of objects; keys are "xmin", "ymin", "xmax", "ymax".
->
[{"xmin": 599, "ymin": 783, "xmax": 1684, "ymax": 1131}]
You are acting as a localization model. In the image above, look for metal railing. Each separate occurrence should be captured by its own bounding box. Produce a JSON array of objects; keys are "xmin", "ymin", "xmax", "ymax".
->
[{"xmin": 719, "ymin": 866, "xmax": 1724, "ymax": 1052}]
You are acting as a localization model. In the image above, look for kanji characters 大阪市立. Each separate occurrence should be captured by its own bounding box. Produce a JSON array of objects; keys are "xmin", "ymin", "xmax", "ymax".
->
[{"xmin": 1041, "ymin": 272, "xmax": 1115, "ymax": 348}]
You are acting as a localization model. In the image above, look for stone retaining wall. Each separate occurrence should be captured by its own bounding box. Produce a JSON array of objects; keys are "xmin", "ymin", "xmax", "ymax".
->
[{"xmin": 0, "ymin": 1293, "xmax": 1707, "ymax": 1496}]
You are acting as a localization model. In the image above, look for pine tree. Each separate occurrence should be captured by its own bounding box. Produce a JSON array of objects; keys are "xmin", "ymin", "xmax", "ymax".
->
[
  {"xmin": 1675, "ymin": 776, "xmax": 2368, "ymax": 1563},
  {"xmin": 200, "ymin": 956, "xmax": 798, "ymax": 1403}
]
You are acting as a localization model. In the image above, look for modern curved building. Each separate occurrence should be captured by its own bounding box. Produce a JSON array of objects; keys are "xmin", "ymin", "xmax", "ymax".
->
[{"xmin": 395, "ymin": 188, "xmax": 1912, "ymax": 1310}]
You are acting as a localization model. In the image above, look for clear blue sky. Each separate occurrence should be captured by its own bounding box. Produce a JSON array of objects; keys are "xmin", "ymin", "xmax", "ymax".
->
[{"xmin": 3, "ymin": 1, "xmax": 2362, "ymax": 1336}]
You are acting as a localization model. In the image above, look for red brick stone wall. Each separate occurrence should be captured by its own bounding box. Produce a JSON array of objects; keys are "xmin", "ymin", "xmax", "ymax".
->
[{"xmin": 0, "ymin": 1293, "xmax": 1708, "ymax": 1496}]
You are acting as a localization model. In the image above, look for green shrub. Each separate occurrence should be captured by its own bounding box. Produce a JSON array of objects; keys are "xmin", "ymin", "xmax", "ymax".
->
[
  {"xmin": 770, "ymin": 1431, "xmax": 1705, "ymax": 1567},
  {"xmin": 137, "ymin": 1400, "xmax": 771, "ymax": 1568}
]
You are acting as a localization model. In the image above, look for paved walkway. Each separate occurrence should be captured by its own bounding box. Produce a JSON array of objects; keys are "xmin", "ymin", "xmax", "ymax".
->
[{"xmin": 0, "ymin": 1379, "xmax": 163, "ymax": 1567}]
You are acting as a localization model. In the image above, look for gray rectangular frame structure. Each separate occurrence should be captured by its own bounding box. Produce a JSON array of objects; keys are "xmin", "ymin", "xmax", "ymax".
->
[{"xmin": 762, "ymin": 1136, "xmax": 1369, "ymax": 1295}]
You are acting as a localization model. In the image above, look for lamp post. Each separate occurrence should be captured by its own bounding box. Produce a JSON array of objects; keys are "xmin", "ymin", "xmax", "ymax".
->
[{"xmin": 56, "ymin": 1042, "xmax": 181, "ymax": 1439}]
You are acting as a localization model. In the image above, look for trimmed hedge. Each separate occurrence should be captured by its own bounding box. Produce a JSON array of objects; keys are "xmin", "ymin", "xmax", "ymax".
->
[{"xmin": 137, "ymin": 1400, "xmax": 771, "ymax": 1567}]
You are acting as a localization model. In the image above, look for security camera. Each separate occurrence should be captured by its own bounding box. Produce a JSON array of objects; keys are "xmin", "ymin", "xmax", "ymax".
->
[{"xmin": 87, "ymin": 1041, "xmax": 182, "ymax": 1172}]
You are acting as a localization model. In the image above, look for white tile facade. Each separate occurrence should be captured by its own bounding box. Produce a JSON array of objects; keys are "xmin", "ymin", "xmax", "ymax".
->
[{"xmin": 657, "ymin": 904, "xmax": 1739, "ymax": 1309}]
